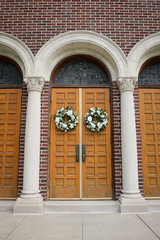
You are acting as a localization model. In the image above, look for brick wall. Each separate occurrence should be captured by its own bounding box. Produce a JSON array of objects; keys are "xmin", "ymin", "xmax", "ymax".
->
[
  {"xmin": 0, "ymin": 0, "xmax": 159, "ymax": 55},
  {"xmin": 40, "ymin": 82, "xmax": 50, "ymax": 200},
  {"xmin": 112, "ymin": 82, "xmax": 122, "ymax": 199},
  {"xmin": 134, "ymin": 83, "xmax": 144, "ymax": 196},
  {"xmin": 18, "ymin": 84, "xmax": 27, "ymax": 196}
]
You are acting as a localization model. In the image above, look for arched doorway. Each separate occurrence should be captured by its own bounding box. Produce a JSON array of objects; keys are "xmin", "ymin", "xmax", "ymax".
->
[
  {"xmin": 139, "ymin": 58, "xmax": 160, "ymax": 198},
  {"xmin": 0, "ymin": 57, "xmax": 23, "ymax": 198},
  {"xmin": 49, "ymin": 56, "xmax": 112, "ymax": 199}
]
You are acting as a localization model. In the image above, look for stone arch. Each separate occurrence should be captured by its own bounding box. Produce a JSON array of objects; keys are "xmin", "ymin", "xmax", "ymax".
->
[
  {"xmin": 35, "ymin": 31, "xmax": 127, "ymax": 81},
  {"xmin": 0, "ymin": 32, "xmax": 34, "ymax": 76},
  {"xmin": 128, "ymin": 32, "xmax": 160, "ymax": 77}
]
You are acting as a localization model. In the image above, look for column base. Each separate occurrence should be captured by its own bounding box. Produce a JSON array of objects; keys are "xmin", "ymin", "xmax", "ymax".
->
[
  {"xmin": 13, "ymin": 195, "xmax": 43, "ymax": 214},
  {"xmin": 119, "ymin": 192, "xmax": 149, "ymax": 213}
]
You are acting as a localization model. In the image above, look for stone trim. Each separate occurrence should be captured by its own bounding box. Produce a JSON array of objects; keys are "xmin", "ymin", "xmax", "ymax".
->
[
  {"xmin": 24, "ymin": 77, "xmax": 45, "ymax": 93},
  {"xmin": 128, "ymin": 32, "xmax": 160, "ymax": 76},
  {"xmin": 34, "ymin": 31, "xmax": 127, "ymax": 81},
  {"xmin": 0, "ymin": 32, "xmax": 34, "ymax": 76},
  {"xmin": 117, "ymin": 77, "xmax": 137, "ymax": 93}
]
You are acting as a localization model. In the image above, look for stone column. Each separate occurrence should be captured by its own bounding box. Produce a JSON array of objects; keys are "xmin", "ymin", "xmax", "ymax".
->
[
  {"xmin": 117, "ymin": 77, "xmax": 148, "ymax": 213},
  {"xmin": 13, "ymin": 77, "xmax": 45, "ymax": 214}
]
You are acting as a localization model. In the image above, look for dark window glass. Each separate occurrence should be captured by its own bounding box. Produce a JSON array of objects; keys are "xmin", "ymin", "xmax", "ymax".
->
[
  {"xmin": 139, "ymin": 61, "xmax": 160, "ymax": 85},
  {"xmin": 54, "ymin": 60, "xmax": 109, "ymax": 85},
  {"xmin": 0, "ymin": 59, "xmax": 23, "ymax": 85}
]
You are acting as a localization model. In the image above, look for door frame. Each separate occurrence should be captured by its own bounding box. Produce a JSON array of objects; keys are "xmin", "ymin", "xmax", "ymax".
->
[{"xmin": 49, "ymin": 86, "xmax": 113, "ymax": 200}]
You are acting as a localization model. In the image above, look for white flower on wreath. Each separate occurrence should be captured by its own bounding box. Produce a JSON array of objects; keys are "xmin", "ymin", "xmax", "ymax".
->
[
  {"xmin": 103, "ymin": 119, "xmax": 108, "ymax": 125},
  {"xmin": 97, "ymin": 122, "xmax": 102, "ymax": 128},
  {"xmin": 91, "ymin": 122, "xmax": 96, "ymax": 128},
  {"xmin": 97, "ymin": 110, "xmax": 100, "ymax": 115},
  {"xmin": 87, "ymin": 116, "xmax": 92, "ymax": 122},
  {"xmin": 71, "ymin": 115, "xmax": 75, "ymax": 121},
  {"xmin": 55, "ymin": 117, "xmax": 60, "ymax": 123},
  {"xmin": 67, "ymin": 110, "xmax": 73, "ymax": 116},
  {"xmin": 69, "ymin": 123, "xmax": 74, "ymax": 129}
]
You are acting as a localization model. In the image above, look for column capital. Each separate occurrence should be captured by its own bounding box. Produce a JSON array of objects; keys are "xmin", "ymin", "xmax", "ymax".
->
[
  {"xmin": 117, "ymin": 77, "xmax": 137, "ymax": 93},
  {"xmin": 24, "ymin": 77, "xmax": 45, "ymax": 93}
]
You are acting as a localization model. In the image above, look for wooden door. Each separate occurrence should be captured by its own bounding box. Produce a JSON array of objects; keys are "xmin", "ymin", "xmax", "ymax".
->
[
  {"xmin": 0, "ymin": 89, "xmax": 22, "ymax": 198},
  {"xmin": 139, "ymin": 89, "xmax": 160, "ymax": 197},
  {"xmin": 50, "ymin": 89, "xmax": 80, "ymax": 198},
  {"xmin": 50, "ymin": 88, "xmax": 112, "ymax": 199},
  {"xmin": 82, "ymin": 89, "xmax": 112, "ymax": 198}
]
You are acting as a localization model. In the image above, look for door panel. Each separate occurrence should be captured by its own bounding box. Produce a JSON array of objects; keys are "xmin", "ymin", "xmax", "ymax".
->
[
  {"xmin": 50, "ymin": 89, "xmax": 80, "ymax": 198},
  {"xmin": 50, "ymin": 88, "xmax": 112, "ymax": 199},
  {"xmin": 82, "ymin": 89, "xmax": 112, "ymax": 198},
  {"xmin": 0, "ymin": 89, "xmax": 21, "ymax": 198},
  {"xmin": 139, "ymin": 89, "xmax": 160, "ymax": 197}
]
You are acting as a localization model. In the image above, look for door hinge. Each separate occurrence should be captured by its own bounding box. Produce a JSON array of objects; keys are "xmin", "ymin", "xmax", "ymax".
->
[{"xmin": 49, "ymin": 136, "xmax": 51, "ymax": 144}]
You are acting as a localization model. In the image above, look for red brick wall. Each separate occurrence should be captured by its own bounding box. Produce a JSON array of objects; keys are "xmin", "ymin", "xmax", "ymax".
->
[
  {"xmin": 112, "ymin": 82, "xmax": 122, "ymax": 199},
  {"xmin": 0, "ymin": 0, "xmax": 159, "ymax": 55},
  {"xmin": 18, "ymin": 84, "xmax": 27, "ymax": 196},
  {"xmin": 134, "ymin": 83, "xmax": 144, "ymax": 196},
  {"xmin": 40, "ymin": 82, "xmax": 50, "ymax": 200}
]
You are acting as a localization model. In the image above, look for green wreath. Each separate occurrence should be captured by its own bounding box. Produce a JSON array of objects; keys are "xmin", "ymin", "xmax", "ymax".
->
[
  {"xmin": 84, "ymin": 107, "xmax": 108, "ymax": 132},
  {"xmin": 54, "ymin": 106, "xmax": 79, "ymax": 132}
]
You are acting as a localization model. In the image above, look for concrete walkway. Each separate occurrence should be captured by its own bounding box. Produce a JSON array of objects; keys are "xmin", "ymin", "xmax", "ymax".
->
[{"xmin": 0, "ymin": 212, "xmax": 160, "ymax": 240}]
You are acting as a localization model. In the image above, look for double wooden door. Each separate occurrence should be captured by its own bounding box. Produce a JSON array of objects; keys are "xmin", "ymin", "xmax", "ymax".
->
[
  {"xmin": 139, "ymin": 89, "xmax": 160, "ymax": 197},
  {"xmin": 50, "ymin": 88, "xmax": 112, "ymax": 199},
  {"xmin": 0, "ymin": 89, "xmax": 21, "ymax": 198}
]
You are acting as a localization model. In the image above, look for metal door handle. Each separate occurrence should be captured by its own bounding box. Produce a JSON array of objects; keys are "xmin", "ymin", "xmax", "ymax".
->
[
  {"xmin": 76, "ymin": 145, "xmax": 79, "ymax": 162},
  {"xmin": 82, "ymin": 144, "xmax": 86, "ymax": 162}
]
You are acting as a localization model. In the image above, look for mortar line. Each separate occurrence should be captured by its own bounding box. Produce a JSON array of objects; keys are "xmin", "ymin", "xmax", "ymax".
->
[
  {"xmin": 4, "ymin": 216, "xmax": 26, "ymax": 240},
  {"xmin": 137, "ymin": 214, "xmax": 160, "ymax": 240}
]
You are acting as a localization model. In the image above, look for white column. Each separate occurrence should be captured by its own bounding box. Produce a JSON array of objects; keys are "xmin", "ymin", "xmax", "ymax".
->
[
  {"xmin": 117, "ymin": 77, "xmax": 148, "ymax": 213},
  {"xmin": 13, "ymin": 77, "xmax": 45, "ymax": 214}
]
